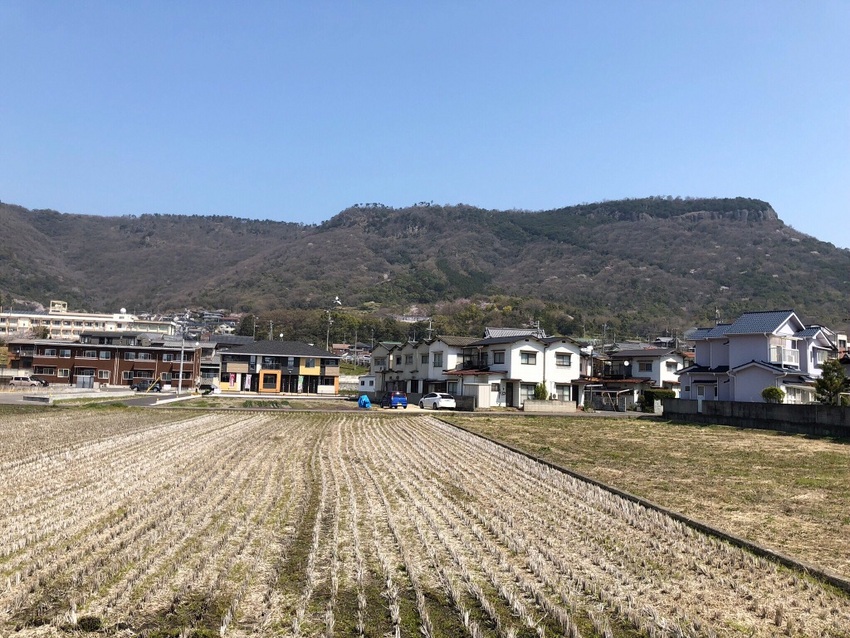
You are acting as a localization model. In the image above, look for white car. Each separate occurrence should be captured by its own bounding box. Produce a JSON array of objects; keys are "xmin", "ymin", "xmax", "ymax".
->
[{"xmin": 419, "ymin": 392, "xmax": 456, "ymax": 410}]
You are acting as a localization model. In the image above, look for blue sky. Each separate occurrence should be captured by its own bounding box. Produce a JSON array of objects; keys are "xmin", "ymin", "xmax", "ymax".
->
[{"xmin": 1, "ymin": 1, "xmax": 848, "ymax": 248}]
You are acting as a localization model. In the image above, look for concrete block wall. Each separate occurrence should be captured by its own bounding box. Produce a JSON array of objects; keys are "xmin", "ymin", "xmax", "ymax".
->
[{"xmin": 663, "ymin": 399, "xmax": 850, "ymax": 438}]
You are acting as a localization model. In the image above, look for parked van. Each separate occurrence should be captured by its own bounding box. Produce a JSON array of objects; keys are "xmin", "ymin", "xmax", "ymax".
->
[{"xmin": 9, "ymin": 376, "xmax": 40, "ymax": 388}]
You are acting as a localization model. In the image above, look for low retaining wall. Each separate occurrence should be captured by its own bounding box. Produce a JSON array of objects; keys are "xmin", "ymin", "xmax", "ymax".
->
[
  {"xmin": 663, "ymin": 398, "xmax": 850, "ymax": 438},
  {"xmin": 522, "ymin": 399, "xmax": 577, "ymax": 413}
]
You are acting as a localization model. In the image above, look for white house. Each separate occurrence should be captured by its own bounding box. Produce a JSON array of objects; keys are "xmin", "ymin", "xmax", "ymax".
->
[
  {"xmin": 363, "ymin": 336, "xmax": 478, "ymax": 395},
  {"xmin": 445, "ymin": 334, "xmax": 584, "ymax": 408},
  {"xmin": 606, "ymin": 348, "xmax": 685, "ymax": 390},
  {"xmin": 678, "ymin": 310, "xmax": 839, "ymax": 404}
]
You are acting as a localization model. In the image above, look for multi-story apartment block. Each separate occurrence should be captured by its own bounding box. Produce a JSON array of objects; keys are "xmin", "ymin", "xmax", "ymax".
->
[{"xmin": 0, "ymin": 300, "xmax": 177, "ymax": 340}]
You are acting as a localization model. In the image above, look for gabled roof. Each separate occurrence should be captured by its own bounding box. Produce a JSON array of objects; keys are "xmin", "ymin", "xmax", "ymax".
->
[
  {"xmin": 223, "ymin": 340, "xmax": 337, "ymax": 358},
  {"xmin": 484, "ymin": 327, "xmax": 545, "ymax": 338},
  {"xmin": 608, "ymin": 348, "xmax": 678, "ymax": 359},
  {"xmin": 725, "ymin": 310, "xmax": 800, "ymax": 336},
  {"xmin": 432, "ymin": 335, "xmax": 478, "ymax": 347},
  {"xmin": 469, "ymin": 335, "xmax": 544, "ymax": 347},
  {"xmin": 687, "ymin": 323, "xmax": 733, "ymax": 340},
  {"xmin": 729, "ymin": 359, "xmax": 794, "ymax": 375},
  {"xmin": 207, "ymin": 335, "xmax": 256, "ymax": 347},
  {"xmin": 677, "ymin": 364, "xmax": 729, "ymax": 375},
  {"xmin": 541, "ymin": 336, "xmax": 581, "ymax": 347},
  {"xmin": 794, "ymin": 326, "xmax": 837, "ymax": 350}
]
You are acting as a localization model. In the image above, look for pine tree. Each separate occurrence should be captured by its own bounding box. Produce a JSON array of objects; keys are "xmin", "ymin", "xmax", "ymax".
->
[{"xmin": 814, "ymin": 359, "xmax": 849, "ymax": 405}]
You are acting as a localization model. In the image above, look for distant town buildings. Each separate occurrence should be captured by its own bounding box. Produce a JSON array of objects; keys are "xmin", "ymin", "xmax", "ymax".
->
[{"xmin": 0, "ymin": 300, "xmax": 177, "ymax": 340}]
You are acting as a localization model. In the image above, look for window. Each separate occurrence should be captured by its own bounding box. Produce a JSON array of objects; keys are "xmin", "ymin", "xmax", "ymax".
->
[
  {"xmin": 421, "ymin": 354, "xmax": 429, "ymax": 364},
  {"xmin": 122, "ymin": 371, "xmax": 133, "ymax": 381},
  {"xmin": 491, "ymin": 383, "xmax": 501, "ymax": 392},
  {"xmin": 521, "ymin": 384, "xmax": 536, "ymax": 399},
  {"xmin": 555, "ymin": 353, "xmax": 572, "ymax": 367},
  {"xmin": 162, "ymin": 353, "xmax": 175, "ymax": 362},
  {"xmin": 124, "ymin": 352, "xmax": 136, "ymax": 360},
  {"xmin": 520, "ymin": 351, "xmax": 537, "ymax": 365},
  {"xmin": 160, "ymin": 372, "xmax": 172, "ymax": 381},
  {"xmin": 82, "ymin": 350, "xmax": 97, "ymax": 358},
  {"xmin": 638, "ymin": 361, "xmax": 652, "ymax": 372},
  {"xmin": 375, "ymin": 357, "xmax": 387, "ymax": 368},
  {"xmin": 433, "ymin": 352, "xmax": 444, "ymax": 367},
  {"xmin": 493, "ymin": 351, "xmax": 506, "ymax": 364},
  {"xmin": 99, "ymin": 351, "xmax": 111, "ymax": 360},
  {"xmin": 395, "ymin": 355, "xmax": 402, "ymax": 365},
  {"xmin": 59, "ymin": 349, "xmax": 71, "ymax": 358},
  {"xmin": 58, "ymin": 369, "xmax": 70, "ymax": 378},
  {"xmin": 137, "ymin": 352, "xmax": 153, "ymax": 361},
  {"xmin": 98, "ymin": 370, "xmax": 109, "ymax": 380},
  {"xmin": 305, "ymin": 358, "xmax": 316, "ymax": 367},
  {"xmin": 447, "ymin": 381, "xmax": 458, "ymax": 394},
  {"xmin": 665, "ymin": 361, "xmax": 678, "ymax": 372},
  {"xmin": 405, "ymin": 354, "xmax": 413, "ymax": 365},
  {"xmin": 44, "ymin": 348, "xmax": 57, "ymax": 357}
]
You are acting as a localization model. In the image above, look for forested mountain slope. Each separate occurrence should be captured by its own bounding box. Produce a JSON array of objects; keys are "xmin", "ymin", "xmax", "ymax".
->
[{"xmin": 1, "ymin": 197, "xmax": 847, "ymax": 333}]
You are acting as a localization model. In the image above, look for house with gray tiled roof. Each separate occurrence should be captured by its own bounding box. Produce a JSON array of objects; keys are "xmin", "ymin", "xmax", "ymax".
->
[
  {"xmin": 444, "ymin": 333, "xmax": 584, "ymax": 408},
  {"xmin": 678, "ymin": 310, "xmax": 839, "ymax": 403},
  {"xmin": 362, "ymin": 330, "xmax": 586, "ymax": 408}
]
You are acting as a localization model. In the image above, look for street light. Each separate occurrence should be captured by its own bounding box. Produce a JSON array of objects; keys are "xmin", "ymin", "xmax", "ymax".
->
[
  {"xmin": 178, "ymin": 338, "xmax": 187, "ymax": 395},
  {"xmin": 326, "ymin": 296, "xmax": 342, "ymax": 351},
  {"xmin": 177, "ymin": 338, "xmax": 198, "ymax": 396}
]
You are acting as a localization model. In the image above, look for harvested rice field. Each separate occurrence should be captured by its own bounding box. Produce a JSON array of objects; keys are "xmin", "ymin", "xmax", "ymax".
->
[{"xmin": 1, "ymin": 407, "xmax": 849, "ymax": 637}]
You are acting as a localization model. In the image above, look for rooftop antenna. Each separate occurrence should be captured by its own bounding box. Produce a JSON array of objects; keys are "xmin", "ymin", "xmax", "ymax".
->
[
  {"xmin": 715, "ymin": 306, "xmax": 721, "ymax": 325},
  {"xmin": 425, "ymin": 319, "xmax": 434, "ymax": 341}
]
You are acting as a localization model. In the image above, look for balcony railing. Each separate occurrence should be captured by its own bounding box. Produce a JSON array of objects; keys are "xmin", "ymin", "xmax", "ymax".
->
[
  {"xmin": 769, "ymin": 346, "xmax": 799, "ymax": 367},
  {"xmin": 461, "ymin": 357, "xmax": 489, "ymax": 370}
]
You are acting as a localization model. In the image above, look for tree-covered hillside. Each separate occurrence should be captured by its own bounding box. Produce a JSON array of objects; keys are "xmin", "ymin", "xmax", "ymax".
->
[{"xmin": 1, "ymin": 196, "xmax": 848, "ymax": 336}]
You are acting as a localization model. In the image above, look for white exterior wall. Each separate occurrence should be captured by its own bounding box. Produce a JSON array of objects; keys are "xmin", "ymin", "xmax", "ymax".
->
[
  {"xmin": 368, "ymin": 343, "xmax": 396, "ymax": 392},
  {"xmin": 542, "ymin": 342, "xmax": 583, "ymax": 396},
  {"xmin": 395, "ymin": 342, "xmax": 420, "ymax": 392},
  {"xmin": 658, "ymin": 355, "xmax": 684, "ymax": 387},
  {"xmin": 0, "ymin": 310, "xmax": 176, "ymax": 340},
  {"xmin": 425, "ymin": 340, "xmax": 469, "ymax": 389},
  {"xmin": 506, "ymin": 341, "xmax": 546, "ymax": 385}
]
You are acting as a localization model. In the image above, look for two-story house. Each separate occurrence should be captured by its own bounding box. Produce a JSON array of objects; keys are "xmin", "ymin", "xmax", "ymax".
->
[
  {"xmin": 362, "ymin": 336, "xmax": 480, "ymax": 396},
  {"xmin": 445, "ymin": 334, "xmax": 584, "ymax": 408},
  {"xmin": 678, "ymin": 310, "xmax": 839, "ymax": 404},
  {"xmin": 589, "ymin": 347, "xmax": 685, "ymax": 408},
  {"xmin": 218, "ymin": 340, "xmax": 340, "ymax": 394}
]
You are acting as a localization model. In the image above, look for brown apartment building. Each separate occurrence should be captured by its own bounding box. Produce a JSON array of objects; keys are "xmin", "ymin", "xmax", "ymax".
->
[{"xmin": 7, "ymin": 331, "xmax": 201, "ymax": 390}]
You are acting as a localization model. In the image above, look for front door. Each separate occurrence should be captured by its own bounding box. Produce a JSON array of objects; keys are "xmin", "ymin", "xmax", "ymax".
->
[{"xmin": 505, "ymin": 382, "xmax": 514, "ymax": 407}]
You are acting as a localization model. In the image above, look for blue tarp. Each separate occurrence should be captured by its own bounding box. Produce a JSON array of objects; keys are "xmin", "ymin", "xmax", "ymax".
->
[{"xmin": 357, "ymin": 395, "xmax": 371, "ymax": 409}]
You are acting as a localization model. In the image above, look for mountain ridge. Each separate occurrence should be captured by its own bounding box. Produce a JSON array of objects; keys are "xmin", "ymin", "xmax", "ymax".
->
[{"xmin": 1, "ymin": 196, "xmax": 847, "ymax": 335}]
